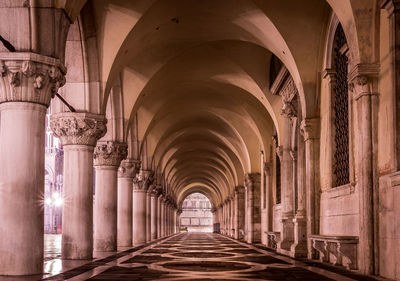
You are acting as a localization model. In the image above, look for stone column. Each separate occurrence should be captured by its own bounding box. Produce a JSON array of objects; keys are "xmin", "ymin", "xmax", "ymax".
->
[
  {"xmin": 160, "ymin": 196, "xmax": 166, "ymax": 237},
  {"xmin": 264, "ymin": 163, "xmax": 273, "ymax": 233},
  {"xmin": 245, "ymin": 173, "xmax": 261, "ymax": 243},
  {"xmin": 348, "ymin": 66, "xmax": 379, "ymax": 275},
  {"xmin": 290, "ymin": 147, "xmax": 307, "ymax": 257},
  {"xmin": 300, "ymin": 118, "xmax": 320, "ymax": 259},
  {"xmin": 150, "ymin": 188, "xmax": 160, "ymax": 240},
  {"xmin": 230, "ymin": 196, "xmax": 234, "ymax": 237},
  {"xmin": 146, "ymin": 188, "xmax": 152, "ymax": 242},
  {"xmin": 132, "ymin": 170, "xmax": 154, "ymax": 245},
  {"xmin": 157, "ymin": 194, "xmax": 162, "ymax": 238},
  {"xmin": 117, "ymin": 159, "xmax": 140, "ymax": 247},
  {"xmin": 277, "ymin": 106, "xmax": 295, "ymax": 253},
  {"xmin": 0, "ymin": 55, "xmax": 66, "ymax": 274},
  {"xmin": 93, "ymin": 142, "xmax": 127, "ymax": 251},
  {"xmin": 51, "ymin": 112, "xmax": 106, "ymax": 259},
  {"xmin": 234, "ymin": 186, "xmax": 245, "ymax": 239}
]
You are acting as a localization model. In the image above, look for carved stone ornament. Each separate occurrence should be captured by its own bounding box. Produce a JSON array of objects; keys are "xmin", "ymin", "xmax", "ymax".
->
[
  {"xmin": 300, "ymin": 118, "xmax": 319, "ymax": 141},
  {"xmin": 0, "ymin": 53, "xmax": 66, "ymax": 107},
  {"xmin": 94, "ymin": 141, "xmax": 128, "ymax": 167},
  {"xmin": 50, "ymin": 112, "xmax": 107, "ymax": 146},
  {"xmin": 132, "ymin": 169, "xmax": 154, "ymax": 191},
  {"xmin": 279, "ymin": 76, "xmax": 298, "ymax": 118},
  {"xmin": 234, "ymin": 185, "xmax": 244, "ymax": 194},
  {"xmin": 118, "ymin": 159, "xmax": 141, "ymax": 178},
  {"xmin": 244, "ymin": 173, "xmax": 260, "ymax": 190}
]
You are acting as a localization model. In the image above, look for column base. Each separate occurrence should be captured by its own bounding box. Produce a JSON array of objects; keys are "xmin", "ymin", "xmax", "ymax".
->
[
  {"xmin": 277, "ymin": 217, "xmax": 294, "ymax": 252},
  {"xmin": 289, "ymin": 215, "xmax": 307, "ymax": 258}
]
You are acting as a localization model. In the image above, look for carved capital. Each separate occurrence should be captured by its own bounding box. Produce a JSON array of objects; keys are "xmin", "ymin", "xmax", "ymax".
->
[
  {"xmin": 93, "ymin": 141, "xmax": 127, "ymax": 167},
  {"xmin": 0, "ymin": 53, "xmax": 66, "ymax": 106},
  {"xmin": 234, "ymin": 185, "xmax": 244, "ymax": 194},
  {"xmin": 50, "ymin": 112, "xmax": 107, "ymax": 146},
  {"xmin": 276, "ymin": 145, "xmax": 283, "ymax": 159},
  {"xmin": 300, "ymin": 118, "xmax": 319, "ymax": 141},
  {"xmin": 132, "ymin": 169, "xmax": 154, "ymax": 191},
  {"xmin": 244, "ymin": 173, "xmax": 260, "ymax": 190},
  {"xmin": 264, "ymin": 162, "xmax": 272, "ymax": 175},
  {"xmin": 380, "ymin": 0, "xmax": 400, "ymax": 15},
  {"xmin": 279, "ymin": 76, "xmax": 298, "ymax": 118},
  {"xmin": 118, "ymin": 159, "xmax": 141, "ymax": 178},
  {"xmin": 348, "ymin": 63, "xmax": 379, "ymax": 101}
]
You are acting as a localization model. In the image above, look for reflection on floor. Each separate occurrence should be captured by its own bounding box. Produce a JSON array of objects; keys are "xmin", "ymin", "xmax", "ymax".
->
[{"xmin": 34, "ymin": 233, "xmax": 387, "ymax": 281}]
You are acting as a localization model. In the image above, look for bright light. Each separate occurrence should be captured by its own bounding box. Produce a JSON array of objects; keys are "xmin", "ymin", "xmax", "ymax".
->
[
  {"xmin": 53, "ymin": 192, "xmax": 60, "ymax": 199},
  {"xmin": 54, "ymin": 198, "xmax": 63, "ymax": 207},
  {"xmin": 45, "ymin": 198, "xmax": 52, "ymax": 206}
]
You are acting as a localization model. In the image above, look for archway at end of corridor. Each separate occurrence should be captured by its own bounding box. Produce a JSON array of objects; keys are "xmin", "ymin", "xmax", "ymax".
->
[{"xmin": 179, "ymin": 193, "xmax": 213, "ymax": 232}]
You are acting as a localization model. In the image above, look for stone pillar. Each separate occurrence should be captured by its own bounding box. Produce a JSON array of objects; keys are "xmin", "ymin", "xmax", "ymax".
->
[
  {"xmin": 264, "ymin": 163, "xmax": 273, "ymax": 233},
  {"xmin": 150, "ymin": 188, "xmax": 159, "ymax": 240},
  {"xmin": 290, "ymin": 147, "xmax": 307, "ymax": 257},
  {"xmin": 157, "ymin": 194, "xmax": 162, "ymax": 238},
  {"xmin": 301, "ymin": 118, "xmax": 320, "ymax": 259},
  {"xmin": 230, "ymin": 196, "xmax": 234, "ymax": 237},
  {"xmin": 146, "ymin": 189, "xmax": 152, "ymax": 242},
  {"xmin": 51, "ymin": 112, "xmax": 106, "ymax": 259},
  {"xmin": 348, "ymin": 66, "xmax": 379, "ymax": 275},
  {"xmin": 132, "ymin": 170, "xmax": 154, "ymax": 245},
  {"xmin": 277, "ymin": 104, "xmax": 295, "ymax": 253},
  {"xmin": 117, "ymin": 159, "xmax": 140, "ymax": 247},
  {"xmin": 245, "ymin": 173, "xmax": 261, "ymax": 243},
  {"xmin": 234, "ymin": 186, "xmax": 245, "ymax": 239},
  {"xmin": 93, "ymin": 142, "xmax": 127, "ymax": 251},
  {"xmin": 160, "ymin": 197, "xmax": 166, "ymax": 237},
  {"xmin": 0, "ymin": 55, "xmax": 66, "ymax": 274}
]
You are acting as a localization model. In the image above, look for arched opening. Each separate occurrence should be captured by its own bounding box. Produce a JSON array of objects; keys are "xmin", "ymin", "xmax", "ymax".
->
[{"xmin": 179, "ymin": 193, "xmax": 213, "ymax": 232}]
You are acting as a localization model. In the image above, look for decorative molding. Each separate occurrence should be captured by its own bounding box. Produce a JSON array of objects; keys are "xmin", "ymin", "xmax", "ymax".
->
[
  {"xmin": 244, "ymin": 173, "xmax": 260, "ymax": 190},
  {"xmin": 380, "ymin": 0, "xmax": 400, "ymax": 15},
  {"xmin": 133, "ymin": 169, "xmax": 154, "ymax": 191},
  {"xmin": 0, "ymin": 53, "xmax": 66, "ymax": 106},
  {"xmin": 270, "ymin": 66, "xmax": 289, "ymax": 95},
  {"xmin": 118, "ymin": 159, "xmax": 141, "ymax": 178},
  {"xmin": 50, "ymin": 112, "xmax": 107, "ymax": 146},
  {"xmin": 300, "ymin": 118, "xmax": 319, "ymax": 141},
  {"xmin": 94, "ymin": 141, "xmax": 127, "ymax": 167},
  {"xmin": 234, "ymin": 185, "xmax": 244, "ymax": 194},
  {"xmin": 348, "ymin": 63, "xmax": 380, "ymax": 100}
]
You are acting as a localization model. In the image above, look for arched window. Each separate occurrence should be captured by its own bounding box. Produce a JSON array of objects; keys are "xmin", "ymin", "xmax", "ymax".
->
[{"xmin": 332, "ymin": 24, "xmax": 350, "ymax": 187}]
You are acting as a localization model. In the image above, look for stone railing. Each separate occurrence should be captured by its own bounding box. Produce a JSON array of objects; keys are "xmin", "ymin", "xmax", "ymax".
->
[
  {"xmin": 309, "ymin": 235, "xmax": 358, "ymax": 270},
  {"xmin": 265, "ymin": 231, "xmax": 280, "ymax": 250}
]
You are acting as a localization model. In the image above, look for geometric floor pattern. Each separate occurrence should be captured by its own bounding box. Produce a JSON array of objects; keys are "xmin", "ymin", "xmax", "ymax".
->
[{"xmin": 39, "ymin": 232, "xmax": 382, "ymax": 281}]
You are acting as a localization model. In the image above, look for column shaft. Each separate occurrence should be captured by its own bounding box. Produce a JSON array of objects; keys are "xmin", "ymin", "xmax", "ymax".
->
[
  {"xmin": 117, "ymin": 177, "xmax": 133, "ymax": 246},
  {"xmin": 0, "ymin": 103, "xmax": 46, "ymax": 274},
  {"xmin": 132, "ymin": 190, "xmax": 147, "ymax": 244},
  {"xmin": 151, "ymin": 194, "xmax": 158, "ymax": 240},
  {"xmin": 94, "ymin": 166, "xmax": 118, "ymax": 251}
]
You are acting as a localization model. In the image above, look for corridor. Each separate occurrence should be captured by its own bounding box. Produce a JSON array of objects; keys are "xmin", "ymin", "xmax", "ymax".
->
[{"xmin": 39, "ymin": 233, "xmax": 380, "ymax": 281}]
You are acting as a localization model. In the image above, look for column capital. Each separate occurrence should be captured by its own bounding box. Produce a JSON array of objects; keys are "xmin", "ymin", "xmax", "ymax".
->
[
  {"xmin": 118, "ymin": 159, "xmax": 141, "ymax": 178},
  {"xmin": 380, "ymin": 0, "xmax": 400, "ymax": 15},
  {"xmin": 244, "ymin": 173, "xmax": 260, "ymax": 190},
  {"xmin": 234, "ymin": 185, "xmax": 245, "ymax": 194},
  {"xmin": 322, "ymin": 68, "xmax": 336, "ymax": 82},
  {"xmin": 0, "ymin": 53, "xmax": 66, "ymax": 107},
  {"xmin": 300, "ymin": 118, "xmax": 319, "ymax": 141},
  {"xmin": 50, "ymin": 112, "xmax": 107, "ymax": 146},
  {"xmin": 132, "ymin": 169, "xmax": 154, "ymax": 191},
  {"xmin": 348, "ymin": 63, "xmax": 380, "ymax": 101},
  {"xmin": 94, "ymin": 141, "xmax": 127, "ymax": 167},
  {"xmin": 264, "ymin": 162, "xmax": 272, "ymax": 175}
]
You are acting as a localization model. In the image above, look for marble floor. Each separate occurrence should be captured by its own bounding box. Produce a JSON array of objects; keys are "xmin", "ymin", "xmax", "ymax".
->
[
  {"xmin": 0, "ymin": 233, "xmax": 390, "ymax": 281},
  {"xmin": 13, "ymin": 233, "xmax": 384, "ymax": 281}
]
